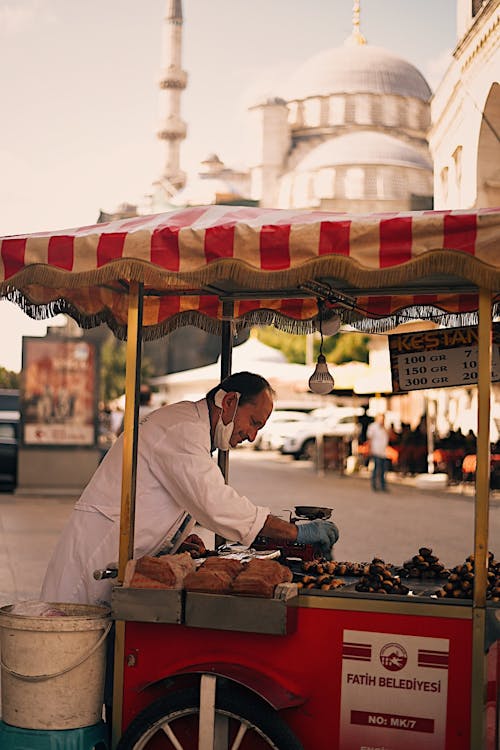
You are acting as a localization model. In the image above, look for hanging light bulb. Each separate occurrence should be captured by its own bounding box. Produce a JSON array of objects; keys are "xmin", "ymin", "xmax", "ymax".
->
[
  {"xmin": 308, "ymin": 353, "xmax": 335, "ymax": 394},
  {"xmin": 308, "ymin": 307, "xmax": 335, "ymax": 394}
]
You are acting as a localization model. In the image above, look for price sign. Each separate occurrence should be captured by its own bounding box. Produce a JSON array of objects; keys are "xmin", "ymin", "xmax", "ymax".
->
[{"xmin": 389, "ymin": 323, "xmax": 500, "ymax": 393}]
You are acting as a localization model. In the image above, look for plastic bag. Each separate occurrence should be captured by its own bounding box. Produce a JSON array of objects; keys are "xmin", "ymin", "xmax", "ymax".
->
[{"xmin": 9, "ymin": 601, "xmax": 68, "ymax": 617}]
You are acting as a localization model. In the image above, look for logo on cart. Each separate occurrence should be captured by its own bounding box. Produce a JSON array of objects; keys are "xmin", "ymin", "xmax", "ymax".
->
[{"xmin": 379, "ymin": 642, "xmax": 408, "ymax": 671}]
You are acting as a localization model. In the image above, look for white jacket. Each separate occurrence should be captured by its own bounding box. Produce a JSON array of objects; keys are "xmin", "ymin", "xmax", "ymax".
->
[{"xmin": 41, "ymin": 399, "xmax": 270, "ymax": 606}]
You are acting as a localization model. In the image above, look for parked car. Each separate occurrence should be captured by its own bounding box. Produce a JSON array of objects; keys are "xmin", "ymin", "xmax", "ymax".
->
[
  {"xmin": 281, "ymin": 406, "xmax": 364, "ymax": 460},
  {"xmin": 0, "ymin": 409, "xmax": 19, "ymax": 490},
  {"xmin": 253, "ymin": 410, "xmax": 313, "ymax": 451}
]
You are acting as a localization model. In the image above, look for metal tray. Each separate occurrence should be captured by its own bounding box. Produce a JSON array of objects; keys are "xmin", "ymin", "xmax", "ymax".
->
[
  {"xmin": 294, "ymin": 505, "xmax": 332, "ymax": 520},
  {"xmin": 185, "ymin": 592, "xmax": 297, "ymax": 635},
  {"xmin": 111, "ymin": 586, "xmax": 184, "ymax": 623}
]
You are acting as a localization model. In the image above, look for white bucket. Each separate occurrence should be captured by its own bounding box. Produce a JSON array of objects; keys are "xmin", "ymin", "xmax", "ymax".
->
[{"xmin": 0, "ymin": 602, "xmax": 112, "ymax": 730}]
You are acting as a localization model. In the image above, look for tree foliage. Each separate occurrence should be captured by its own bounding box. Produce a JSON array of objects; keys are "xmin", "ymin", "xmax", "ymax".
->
[
  {"xmin": 0, "ymin": 367, "xmax": 20, "ymax": 389},
  {"xmin": 99, "ymin": 338, "xmax": 154, "ymax": 403},
  {"xmin": 325, "ymin": 332, "xmax": 370, "ymax": 365},
  {"xmin": 255, "ymin": 327, "xmax": 369, "ymax": 365}
]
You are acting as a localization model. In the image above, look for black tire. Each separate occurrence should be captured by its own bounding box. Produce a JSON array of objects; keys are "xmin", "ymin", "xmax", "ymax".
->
[
  {"xmin": 299, "ymin": 438, "xmax": 316, "ymax": 461},
  {"xmin": 117, "ymin": 683, "xmax": 304, "ymax": 750}
]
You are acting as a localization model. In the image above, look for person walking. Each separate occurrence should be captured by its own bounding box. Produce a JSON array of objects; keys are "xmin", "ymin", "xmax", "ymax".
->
[{"xmin": 367, "ymin": 413, "xmax": 389, "ymax": 492}]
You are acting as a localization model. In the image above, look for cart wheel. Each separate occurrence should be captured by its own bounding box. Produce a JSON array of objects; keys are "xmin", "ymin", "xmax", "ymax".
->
[{"xmin": 117, "ymin": 676, "xmax": 304, "ymax": 750}]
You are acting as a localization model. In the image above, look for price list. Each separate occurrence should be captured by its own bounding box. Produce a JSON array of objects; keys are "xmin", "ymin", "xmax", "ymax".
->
[
  {"xmin": 389, "ymin": 324, "xmax": 500, "ymax": 393},
  {"xmin": 393, "ymin": 344, "xmax": 500, "ymax": 392}
]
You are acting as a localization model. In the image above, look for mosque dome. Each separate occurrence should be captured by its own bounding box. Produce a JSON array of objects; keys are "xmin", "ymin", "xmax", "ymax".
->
[
  {"xmin": 296, "ymin": 131, "xmax": 432, "ymax": 172},
  {"xmin": 170, "ymin": 175, "xmax": 242, "ymax": 206},
  {"xmin": 285, "ymin": 42, "xmax": 432, "ymax": 102}
]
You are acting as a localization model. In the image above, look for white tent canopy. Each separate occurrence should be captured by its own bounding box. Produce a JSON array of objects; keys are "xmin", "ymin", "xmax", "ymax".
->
[
  {"xmin": 149, "ymin": 336, "xmax": 372, "ymax": 404},
  {"xmin": 149, "ymin": 337, "xmax": 314, "ymax": 403}
]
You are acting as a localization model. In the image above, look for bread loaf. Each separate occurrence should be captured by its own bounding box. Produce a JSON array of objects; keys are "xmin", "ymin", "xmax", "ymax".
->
[
  {"xmin": 184, "ymin": 569, "xmax": 233, "ymax": 594},
  {"xmin": 201, "ymin": 557, "xmax": 244, "ymax": 578},
  {"xmin": 134, "ymin": 552, "xmax": 195, "ymax": 589},
  {"xmin": 129, "ymin": 571, "xmax": 173, "ymax": 589},
  {"xmin": 231, "ymin": 558, "xmax": 293, "ymax": 598}
]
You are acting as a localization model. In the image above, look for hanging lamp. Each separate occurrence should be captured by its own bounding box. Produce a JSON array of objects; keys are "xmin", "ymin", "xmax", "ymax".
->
[{"xmin": 308, "ymin": 305, "xmax": 335, "ymax": 394}]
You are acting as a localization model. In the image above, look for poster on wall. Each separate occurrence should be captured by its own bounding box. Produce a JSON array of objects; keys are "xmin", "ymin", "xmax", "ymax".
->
[
  {"xmin": 388, "ymin": 323, "xmax": 500, "ymax": 393},
  {"xmin": 21, "ymin": 337, "xmax": 97, "ymax": 446},
  {"xmin": 339, "ymin": 629, "xmax": 450, "ymax": 750}
]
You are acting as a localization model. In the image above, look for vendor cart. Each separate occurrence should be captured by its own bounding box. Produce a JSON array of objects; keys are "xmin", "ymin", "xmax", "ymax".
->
[{"xmin": 1, "ymin": 205, "xmax": 499, "ymax": 749}]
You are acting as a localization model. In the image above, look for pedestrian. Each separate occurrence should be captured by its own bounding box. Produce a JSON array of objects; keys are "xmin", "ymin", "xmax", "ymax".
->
[
  {"xmin": 40, "ymin": 371, "xmax": 339, "ymax": 607},
  {"xmin": 366, "ymin": 413, "xmax": 389, "ymax": 492}
]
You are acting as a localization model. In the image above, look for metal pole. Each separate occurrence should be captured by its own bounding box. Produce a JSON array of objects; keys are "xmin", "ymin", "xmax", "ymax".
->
[
  {"xmin": 118, "ymin": 282, "xmax": 144, "ymax": 578},
  {"xmin": 112, "ymin": 280, "xmax": 143, "ymax": 749},
  {"xmin": 215, "ymin": 301, "xmax": 234, "ymax": 548},
  {"xmin": 425, "ymin": 393, "xmax": 435, "ymax": 475},
  {"xmin": 470, "ymin": 287, "xmax": 491, "ymax": 749},
  {"xmin": 217, "ymin": 301, "xmax": 234, "ymax": 483}
]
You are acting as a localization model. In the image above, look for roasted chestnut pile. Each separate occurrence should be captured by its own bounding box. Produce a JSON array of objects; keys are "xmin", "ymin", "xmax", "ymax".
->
[
  {"xmin": 434, "ymin": 552, "xmax": 500, "ymax": 601},
  {"xmin": 302, "ymin": 560, "xmax": 369, "ymax": 577},
  {"xmin": 296, "ymin": 560, "xmax": 356, "ymax": 591},
  {"xmin": 396, "ymin": 547, "xmax": 450, "ymax": 580},
  {"xmin": 293, "ymin": 549, "xmax": 500, "ymax": 600},
  {"xmin": 354, "ymin": 558, "xmax": 410, "ymax": 596},
  {"xmin": 296, "ymin": 558, "xmax": 410, "ymax": 595}
]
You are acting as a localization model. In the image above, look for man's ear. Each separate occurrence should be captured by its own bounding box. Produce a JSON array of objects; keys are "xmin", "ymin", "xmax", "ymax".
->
[{"xmin": 222, "ymin": 391, "xmax": 238, "ymax": 412}]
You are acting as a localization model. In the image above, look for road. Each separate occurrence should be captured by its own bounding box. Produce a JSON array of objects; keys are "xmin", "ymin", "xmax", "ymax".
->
[{"xmin": 0, "ymin": 449, "xmax": 498, "ymax": 607}]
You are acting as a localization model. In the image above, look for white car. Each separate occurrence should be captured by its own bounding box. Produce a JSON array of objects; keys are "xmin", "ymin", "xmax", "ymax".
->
[
  {"xmin": 253, "ymin": 410, "xmax": 312, "ymax": 451},
  {"xmin": 280, "ymin": 407, "xmax": 364, "ymax": 460}
]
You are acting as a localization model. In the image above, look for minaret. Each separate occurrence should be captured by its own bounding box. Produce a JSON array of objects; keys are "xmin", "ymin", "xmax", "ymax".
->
[{"xmin": 157, "ymin": 0, "xmax": 187, "ymax": 195}]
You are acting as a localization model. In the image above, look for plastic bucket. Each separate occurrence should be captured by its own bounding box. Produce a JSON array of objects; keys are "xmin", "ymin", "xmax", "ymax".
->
[{"xmin": 0, "ymin": 602, "xmax": 112, "ymax": 730}]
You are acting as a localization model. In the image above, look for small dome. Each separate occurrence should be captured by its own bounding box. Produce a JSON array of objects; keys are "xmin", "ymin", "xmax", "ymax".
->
[
  {"xmin": 171, "ymin": 176, "xmax": 242, "ymax": 207},
  {"xmin": 201, "ymin": 153, "xmax": 223, "ymax": 165},
  {"xmin": 286, "ymin": 42, "xmax": 431, "ymax": 102},
  {"xmin": 295, "ymin": 131, "xmax": 432, "ymax": 172}
]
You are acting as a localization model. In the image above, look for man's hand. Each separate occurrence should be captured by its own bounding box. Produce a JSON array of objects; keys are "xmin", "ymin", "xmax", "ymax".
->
[{"xmin": 296, "ymin": 520, "xmax": 339, "ymax": 560}]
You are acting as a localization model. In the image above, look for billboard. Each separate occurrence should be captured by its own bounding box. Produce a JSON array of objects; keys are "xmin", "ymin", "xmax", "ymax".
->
[{"xmin": 21, "ymin": 337, "xmax": 97, "ymax": 446}]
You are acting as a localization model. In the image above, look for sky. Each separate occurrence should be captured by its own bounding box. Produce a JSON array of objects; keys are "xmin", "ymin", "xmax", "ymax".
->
[{"xmin": 0, "ymin": 0, "xmax": 457, "ymax": 372}]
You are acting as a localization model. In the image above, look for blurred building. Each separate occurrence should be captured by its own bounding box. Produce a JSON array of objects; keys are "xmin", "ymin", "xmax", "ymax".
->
[
  {"xmin": 429, "ymin": 0, "xmax": 499, "ymax": 209},
  {"xmin": 428, "ymin": 0, "xmax": 500, "ymax": 443}
]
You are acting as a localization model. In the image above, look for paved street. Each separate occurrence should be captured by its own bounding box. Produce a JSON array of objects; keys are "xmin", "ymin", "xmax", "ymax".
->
[{"xmin": 0, "ymin": 449, "xmax": 499, "ymax": 608}]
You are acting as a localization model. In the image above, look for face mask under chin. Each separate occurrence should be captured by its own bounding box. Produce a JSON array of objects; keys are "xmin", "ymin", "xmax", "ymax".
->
[{"xmin": 213, "ymin": 389, "xmax": 240, "ymax": 451}]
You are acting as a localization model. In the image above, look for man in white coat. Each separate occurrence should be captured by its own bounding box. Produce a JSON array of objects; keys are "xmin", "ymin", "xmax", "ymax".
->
[{"xmin": 41, "ymin": 371, "xmax": 339, "ymax": 607}]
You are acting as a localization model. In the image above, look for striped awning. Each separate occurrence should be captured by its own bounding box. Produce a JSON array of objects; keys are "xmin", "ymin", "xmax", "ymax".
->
[{"xmin": 1, "ymin": 205, "xmax": 499, "ymax": 338}]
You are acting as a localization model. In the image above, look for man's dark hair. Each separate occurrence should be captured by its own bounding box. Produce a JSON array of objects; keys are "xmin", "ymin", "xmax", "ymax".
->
[{"xmin": 206, "ymin": 371, "xmax": 275, "ymax": 406}]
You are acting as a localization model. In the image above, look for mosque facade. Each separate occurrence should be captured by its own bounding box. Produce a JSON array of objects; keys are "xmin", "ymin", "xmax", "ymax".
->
[
  {"xmin": 150, "ymin": 0, "xmax": 434, "ymax": 213},
  {"xmin": 248, "ymin": 9, "xmax": 434, "ymax": 212},
  {"xmin": 107, "ymin": 0, "xmax": 498, "ymax": 216}
]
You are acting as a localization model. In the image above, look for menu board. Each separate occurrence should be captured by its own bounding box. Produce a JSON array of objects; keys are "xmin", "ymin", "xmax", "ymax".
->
[
  {"xmin": 339, "ymin": 629, "xmax": 449, "ymax": 750},
  {"xmin": 388, "ymin": 323, "xmax": 500, "ymax": 393}
]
